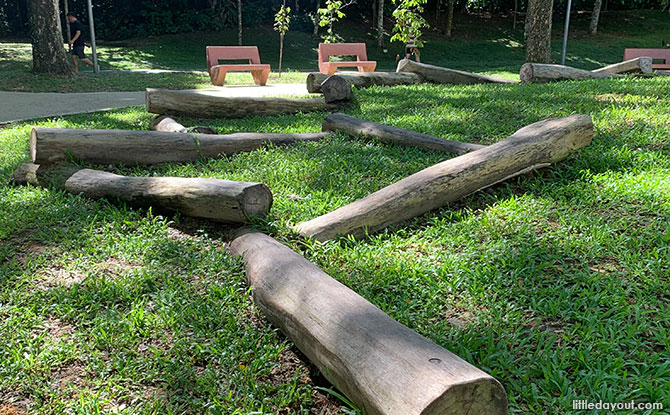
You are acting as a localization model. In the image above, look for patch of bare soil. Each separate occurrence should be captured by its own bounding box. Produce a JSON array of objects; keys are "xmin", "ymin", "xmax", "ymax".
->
[{"xmin": 0, "ymin": 390, "xmax": 30, "ymax": 415}]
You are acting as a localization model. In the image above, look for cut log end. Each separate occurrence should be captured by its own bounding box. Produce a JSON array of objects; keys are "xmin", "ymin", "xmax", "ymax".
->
[
  {"xmin": 423, "ymin": 377, "xmax": 508, "ymax": 415},
  {"xmin": 321, "ymin": 75, "xmax": 352, "ymax": 103},
  {"xmin": 241, "ymin": 183, "xmax": 274, "ymax": 218}
]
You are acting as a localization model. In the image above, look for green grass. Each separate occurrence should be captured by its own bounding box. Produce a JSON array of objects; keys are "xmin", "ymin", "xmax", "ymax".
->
[
  {"xmin": 1, "ymin": 10, "xmax": 669, "ymax": 92},
  {"xmin": 1, "ymin": 73, "xmax": 669, "ymax": 413}
]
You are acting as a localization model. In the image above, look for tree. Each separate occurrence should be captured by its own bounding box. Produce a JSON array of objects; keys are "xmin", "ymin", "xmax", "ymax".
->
[
  {"xmin": 237, "ymin": 0, "xmax": 242, "ymax": 45},
  {"xmin": 274, "ymin": 1, "xmax": 291, "ymax": 76},
  {"xmin": 377, "ymin": 0, "xmax": 384, "ymax": 47},
  {"xmin": 28, "ymin": 0, "xmax": 73, "ymax": 75},
  {"xmin": 444, "ymin": 0, "xmax": 455, "ymax": 38},
  {"xmin": 390, "ymin": 0, "xmax": 429, "ymax": 47},
  {"xmin": 525, "ymin": 0, "xmax": 553, "ymax": 63},
  {"xmin": 589, "ymin": 0, "xmax": 603, "ymax": 34},
  {"xmin": 318, "ymin": 0, "xmax": 352, "ymax": 43}
]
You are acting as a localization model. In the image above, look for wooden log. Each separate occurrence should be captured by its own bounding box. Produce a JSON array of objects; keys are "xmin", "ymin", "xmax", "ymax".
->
[
  {"xmin": 396, "ymin": 59, "xmax": 516, "ymax": 84},
  {"xmin": 31, "ymin": 127, "xmax": 329, "ymax": 166},
  {"xmin": 321, "ymin": 75, "xmax": 352, "ymax": 103},
  {"xmin": 11, "ymin": 163, "xmax": 272, "ymax": 223},
  {"xmin": 229, "ymin": 231, "xmax": 508, "ymax": 415},
  {"xmin": 323, "ymin": 113, "xmax": 485, "ymax": 155},
  {"xmin": 150, "ymin": 115, "xmax": 217, "ymax": 135},
  {"xmin": 592, "ymin": 57, "xmax": 653, "ymax": 74},
  {"xmin": 297, "ymin": 114, "xmax": 593, "ymax": 241},
  {"xmin": 520, "ymin": 63, "xmax": 620, "ymax": 83},
  {"xmin": 306, "ymin": 71, "xmax": 422, "ymax": 93},
  {"xmin": 146, "ymin": 88, "xmax": 338, "ymax": 119}
]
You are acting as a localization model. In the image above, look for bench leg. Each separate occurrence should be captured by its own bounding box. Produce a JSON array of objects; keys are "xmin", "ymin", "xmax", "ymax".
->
[
  {"xmin": 210, "ymin": 68, "xmax": 227, "ymax": 86},
  {"xmin": 252, "ymin": 69, "xmax": 270, "ymax": 86}
]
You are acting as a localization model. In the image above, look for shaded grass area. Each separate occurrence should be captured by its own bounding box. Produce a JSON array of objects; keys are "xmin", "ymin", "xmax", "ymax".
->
[
  {"xmin": 1, "ymin": 10, "xmax": 669, "ymax": 92},
  {"xmin": 1, "ymin": 74, "xmax": 669, "ymax": 413}
]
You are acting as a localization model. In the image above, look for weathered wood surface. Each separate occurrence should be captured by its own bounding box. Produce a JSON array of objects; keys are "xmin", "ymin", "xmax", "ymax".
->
[
  {"xmin": 520, "ymin": 63, "xmax": 620, "ymax": 83},
  {"xmin": 150, "ymin": 115, "xmax": 217, "ymax": 135},
  {"xmin": 297, "ymin": 115, "xmax": 593, "ymax": 241},
  {"xmin": 322, "ymin": 113, "xmax": 485, "ymax": 155},
  {"xmin": 396, "ymin": 59, "xmax": 516, "ymax": 84},
  {"xmin": 31, "ymin": 127, "xmax": 329, "ymax": 165},
  {"xmin": 306, "ymin": 71, "xmax": 422, "ymax": 93},
  {"xmin": 592, "ymin": 57, "xmax": 653, "ymax": 74},
  {"xmin": 229, "ymin": 231, "xmax": 508, "ymax": 415},
  {"xmin": 12, "ymin": 163, "xmax": 272, "ymax": 223},
  {"xmin": 146, "ymin": 88, "xmax": 338, "ymax": 119},
  {"xmin": 321, "ymin": 75, "xmax": 352, "ymax": 103}
]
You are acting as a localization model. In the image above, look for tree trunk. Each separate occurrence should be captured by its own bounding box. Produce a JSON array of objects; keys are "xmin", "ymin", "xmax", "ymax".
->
[
  {"xmin": 237, "ymin": 0, "xmax": 242, "ymax": 45},
  {"xmin": 377, "ymin": 0, "xmax": 384, "ymax": 48},
  {"xmin": 306, "ymin": 71, "xmax": 422, "ymax": 93},
  {"xmin": 444, "ymin": 0, "xmax": 455, "ymax": 37},
  {"xmin": 228, "ymin": 231, "xmax": 509, "ymax": 415},
  {"xmin": 372, "ymin": 0, "xmax": 377, "ymax": 29},
  {"xmin": 296, "ymin": 115, "xmax": 593, "ymax": 241},
  {"xmin": 31, "ymin": 127, "xmax": 329, "ymax": 166},
  {"xmin": 13, "ymin": 164, "xmax": 273, "ymax": 223},
  {"xmin": 314, "ymin": 0, "xmax": 320, "ymax": 36},
  {"xmin": 63, "ymin": 0, "xmax": 71, "ymax": 43},
  {"xmin": 322, "ymin": 113, "xmax": 485, "ymax": 155},
  {"xmin": 520, "ymin": 62, "xmax": 619, "ymax": 83},
  {"xmin": 279, "ymin": 33, "xmax": 284, "ymax": 75},
  {"xmin": 397, "ymin": 59, "xmax": 517, "ymax": 84},
  {"xmin": 28, "ymin": 0, "xmax": 73, "ymax": 75},
  {"xmin": 145, "ymin": 88, "xmax": 338, "ymax": 119},
  {"xmin": 149, "ymin": 115, "xmax": 217, "ymax": 134},
  {"xmin": 513, "ymin": 0, "xmax": 518, "ymax": 29},
  {"xmin": 592, "ymin": 57, "xmax": 652, "ymax": 74},
  {"xmin": 589, "ymin": 0, "xmax": 603, "ymax": 35},
  {"xmin": 435, "ymin": 0, "xmax": 440, "ymax": 19},
  {"xmin": 525, "ymin": 0, "xmax": 554, "ymax": 63}
]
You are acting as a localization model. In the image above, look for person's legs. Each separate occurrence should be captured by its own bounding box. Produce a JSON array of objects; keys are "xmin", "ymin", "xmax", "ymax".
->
[
  {"xmin": 71, "ymin": 54, "xmax": 79, "ymax": 71},
  {"xmin": 81, "ymin": 58, "xmax": 94, "ymax": 67}
]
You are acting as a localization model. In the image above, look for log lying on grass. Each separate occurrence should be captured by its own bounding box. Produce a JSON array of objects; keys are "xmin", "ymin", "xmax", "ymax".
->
[
  {"xmin": 397, "ymin": 59, "xmax": 516, "ymax": 85},
  {"xmin": 592, "ymin": 57, "xmax": 653, "ymax": 74},
  {"xmin": 12, "ymin": 163, "xmax": 272, "ymax": 223},
  {"xmin": 297, "ymin": 114, "xmax": 593, "ymax": 241},
  {"xmin": 150, "ymin": 115, "xmax": 217, "ymax": 134},
  {"xmin": 321, "ymin": 75, "xmax": 352, "ymax": 103},
  {"xmin": 229, "ymin": 231, "xmax": 508, "ymax": 415},
  {"xmin": 323, "ymin": 113, "xmax": 486, "ymax": 155},
  {"xmin": 31, "ymin": 127, "xmax": 329, "ymax": 165},
  {"xmin": 306, "ymin": 71, "xmax": 422, "ymax": 93},
  {"xmin": 520, "ymin": 63, "xmax": 620, "ymax": 83},
  {"xmin": 146, "ymin": 88, "xmax": 338, "ymax": 119}
]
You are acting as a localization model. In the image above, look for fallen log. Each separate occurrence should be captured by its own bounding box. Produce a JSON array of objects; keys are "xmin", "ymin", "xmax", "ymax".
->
[
  {"xmin": 30, "ymin": 127, "xmax": 329, "ymax": 165},
  {"xmin": 297, "ymin": 114, "xmax": 593, "ymax": 241},
  {"xmin": 12, "ymin": 163, "xmax": 272, "ymax": 223},
  {"xmin": 322, "ymin": 113, "xmax": 485, "ymax": 155},
  {"xmin": 306, "ymin": 71, "xmax": 422, "ymax": 93},
  {"xmin": 520, "ymin": 63, "xmax": 620, "ymax": 83},
  {"xmin": 146, "ymin": 88, "xmax": 338, "ymax": 119},
  {"xmin": 396, "ymin": 59, "xmax": 516, "ymax": 84},
  {"xmin": 229, "ymin": 231, "xmax": 508, "ymax": 415},
  {"xmin": 150, "ymin": 115, "xmax": 217, "ymax": 135},
  {"xmin": 592, "ymin": 57, "xmax": 653, "ymax": 74},
  {"xmin": 321, "ymin": 75, "xmax": 351, "ymax": 103}
]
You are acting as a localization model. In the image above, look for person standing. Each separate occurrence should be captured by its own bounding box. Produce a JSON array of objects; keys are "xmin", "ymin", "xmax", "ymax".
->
[{"xmin": 66, "ymin": 12, "xmax": 94, "ymax": 72}]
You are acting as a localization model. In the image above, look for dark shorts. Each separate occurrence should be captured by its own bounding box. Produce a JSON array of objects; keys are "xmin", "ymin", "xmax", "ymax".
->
[{"xmin": 71, "ymin": 45, "xmax": 85, "ymax": 59}]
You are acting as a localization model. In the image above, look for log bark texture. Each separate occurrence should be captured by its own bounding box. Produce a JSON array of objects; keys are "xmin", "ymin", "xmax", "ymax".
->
[
  {"xmin": 321, "ymin": 75, "xmax": 352, "ymax": 103},
  {"xmin": 520, "ymin": 63, "xmax": 619, "ymax": 83},
  {"xmin": 323, "ymin": 113, "xmax": 485, "ymax": 155},
  {"xmin": 306, "ymin": 71, "xmax": 422, "ymax": 93},
  {"xmin": 12, "ymin": 163, "xmax": 272, "ymax": 223},
  {"xmin": 396, "ymin": 59, "xmax": 516, "ymax": 84},
  {"xmin": 229, "ymin": 231, "xmax": 508, "ymax": 415},
  {"xmin": 297, "ymin": 114, "xmax": 593, "ymax": 241},
  {"xmin": 146, "ymin": 88, "xmax": 338, "ymax": 119},
  {"xmin": 150, "ymin": 115, "xmax": 217, "ymax": 134},
  {"xmin": 592, "ymin": 57, "xmax": 653, "ymax": 74},
  {"xmin": 31, "ymin": 127, "xmax": 329, "ymax": 165}
]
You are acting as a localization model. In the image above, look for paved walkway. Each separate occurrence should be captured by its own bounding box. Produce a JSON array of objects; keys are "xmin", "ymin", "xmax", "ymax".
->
[{"xmin": 0, "ymin": 84, "xmax": 309, "ymax": 124}]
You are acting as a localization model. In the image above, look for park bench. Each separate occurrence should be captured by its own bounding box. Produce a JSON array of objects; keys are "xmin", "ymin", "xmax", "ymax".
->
[
  {"xmin": 206, "ymin": 46, "xmax": 271, "ymax": 86},
  {"xmin": 318, "ymin": 43, "xmax": 376, "ymax": 75},
  {"xmin": 624, "ymin": 48, "xmax": 670, "ymax": 69}
]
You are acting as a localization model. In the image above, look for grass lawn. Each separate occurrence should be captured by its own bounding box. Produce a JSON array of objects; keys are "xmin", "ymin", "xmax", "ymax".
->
[
  {"xmin": 1, "ymin": 72, "xmax": 669, "ymax": 413},
  {"xmin": 1, "ymin": 10, "xmax": 669, "ymax": 92}
]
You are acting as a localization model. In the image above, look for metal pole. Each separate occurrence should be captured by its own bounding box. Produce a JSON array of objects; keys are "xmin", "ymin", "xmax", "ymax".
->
[
  {"xmin": 561, "ymin": 0, "xmax": 572, "ymax": 65},
  {"xmin": 86, "ymin": 0, "xmax": 99, "ymax": 73}
]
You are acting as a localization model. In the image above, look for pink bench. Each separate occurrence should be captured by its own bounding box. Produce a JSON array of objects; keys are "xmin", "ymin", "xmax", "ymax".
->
[
  {"xmin": 624, "ymin": 48, "xmax": 670, "ymax": 69},
  {"xmin": 206, "ymin": 46, "xmax": 271, "ymax": 86},
  {"xmin": 318, "ymin": 43, "xmax": 377, "ymax": 75}
]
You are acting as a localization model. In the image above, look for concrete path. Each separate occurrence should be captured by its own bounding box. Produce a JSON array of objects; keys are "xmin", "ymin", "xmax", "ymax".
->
[{"xmin": 0, "ymin": 83, "xmax": 310, "ymax": 124}]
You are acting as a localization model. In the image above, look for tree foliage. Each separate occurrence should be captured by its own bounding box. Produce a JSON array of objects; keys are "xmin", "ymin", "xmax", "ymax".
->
[
  {"xmin": 390, "ymin": 0, "xmax": 429, "ymax": 46},
  {"xmin": 274, "ymin": 2, "xmax": 291, "ymax": 74}
]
